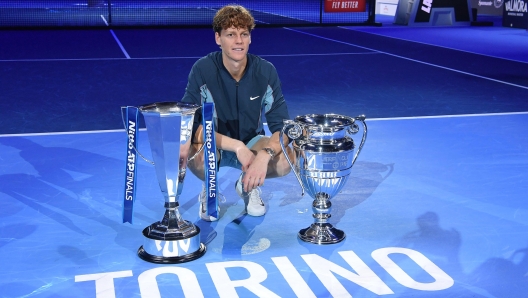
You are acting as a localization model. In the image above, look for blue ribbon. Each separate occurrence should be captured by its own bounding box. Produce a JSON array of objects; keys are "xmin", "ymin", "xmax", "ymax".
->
[
  {"xmin": 203, "ymin": 103, "xmax": 219, "ymax": 219},
  {"xmin": 122, "ymin": 106, "xmax": 139, "ymax": 224}
]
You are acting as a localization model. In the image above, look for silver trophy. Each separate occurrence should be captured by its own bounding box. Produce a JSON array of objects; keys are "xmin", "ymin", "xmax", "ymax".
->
[
  {"xmin": 136, "ymin": 102, "xmax": 206, "ymax": 263},
  {"xmin": 280, "ymin": 114, "xmax": 367, "ymax": 244}
]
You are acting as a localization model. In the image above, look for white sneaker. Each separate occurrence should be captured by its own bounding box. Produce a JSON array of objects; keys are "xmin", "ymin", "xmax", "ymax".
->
[
  {"xmin": 235, "ymin": 175, "xmax": 266, "ymax": 217},
  {"xmin": 198, "ymin": 184, "xmax": 220, "ymax": 222}
]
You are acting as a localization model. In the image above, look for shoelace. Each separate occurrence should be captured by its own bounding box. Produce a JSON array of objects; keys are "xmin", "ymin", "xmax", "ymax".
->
[{"xmin": 248, "ymin": 187, "xmax": 262, "ymax": 203}]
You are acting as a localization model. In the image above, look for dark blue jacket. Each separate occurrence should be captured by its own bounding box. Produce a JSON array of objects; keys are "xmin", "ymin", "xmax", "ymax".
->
[{"xmin": 181, "ymin": 52, "xmax": 290, "ymax": 144}]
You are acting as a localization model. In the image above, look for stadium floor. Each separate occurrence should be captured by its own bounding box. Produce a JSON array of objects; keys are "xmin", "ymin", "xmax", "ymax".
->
[{"xmin": 1, "ymin": 13, "xmax": 528, "ymax": 298}]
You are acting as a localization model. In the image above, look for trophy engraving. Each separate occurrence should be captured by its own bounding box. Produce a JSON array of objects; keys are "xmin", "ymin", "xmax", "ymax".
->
[
  {"xmin": 133, "ymin": 102, "xmax": 206, "ymax": 263},
  {"xmin": 280, "ymin": 114, "xmax": 367, "ymax": 244}
]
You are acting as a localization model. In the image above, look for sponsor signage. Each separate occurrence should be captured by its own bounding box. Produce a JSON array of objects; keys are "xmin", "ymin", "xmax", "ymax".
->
[
  {"xmin": 325, "ymin": 0, "xmax": 367, "ymax": 12},
  {"xmin": 122, "ymin": 106, "xmax": 139, "ymax": 224},
  {"xmin": 380, "ymin": 3, "xmax": 398, "ymax": 15},
  {"xmin": 502, "ymin": 0, "xmax": 528, "ymax": 28},
  {"xmin": 415, "ymin": 0, "xmax": 471, "ymax": 22},
  {"xmin": 471, "ymin": 0, "xmax": 504, "ymax": 15}
]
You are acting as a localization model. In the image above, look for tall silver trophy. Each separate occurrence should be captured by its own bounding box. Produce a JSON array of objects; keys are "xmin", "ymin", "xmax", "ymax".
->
[
  {"xmin": 136, "ymin": 102, "xmax": 206, "ymax": 263},
  {"xmin": 280, "ymin": 114, "xmax": 367, "ymax": 244}
]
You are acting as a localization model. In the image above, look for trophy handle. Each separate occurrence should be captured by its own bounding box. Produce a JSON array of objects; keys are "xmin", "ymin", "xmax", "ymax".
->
[
  {"xmin": 280, "ymin": 120, "xmax": 306, "ymax": 196},
  {"xmin": 121, "ymin": 106, "xmax": 207, "ymax": 165},
  {"xmin": 350, "ymin": 115, "xmax": 368, "ymax": 167},
  {"xmin": 121, "ymin": 106, "xmax": 155, "ymax": 165}
]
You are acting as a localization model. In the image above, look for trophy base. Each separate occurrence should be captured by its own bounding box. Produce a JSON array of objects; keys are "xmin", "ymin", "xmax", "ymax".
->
[
  {"xmin": 298, "ymin": 223, "xmax": 346, "ymax": 245},
  {"xmin": 137, "ymin": 223, "xmax": 206, "ymax": 264},
  {"xmin": 138, "ymin": 244, "xmax": 206, "ymax": 264}
]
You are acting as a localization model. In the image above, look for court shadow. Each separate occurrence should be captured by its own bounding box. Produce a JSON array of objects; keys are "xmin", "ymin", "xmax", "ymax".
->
[
  {"xmin": 390, "ymin": 212, "xmax": 488, "ymax": 297},
  {"xmin": 194, "ymin": 219, "xmax": 218, "ymax": 246},
  {"xmin": 57, "ymin": 245, "xmax": 98, "ymax": 266},
  {"xmin": 330, "ymin": 161, "xmax": 393, "ymax": 225},
  {"xmin": 0, "ymin": 136, "xmax": 143, "ymax": 252},
  {"xmin": 221, "ymin": 213, "xmax": 266, "ymax": 259},
  {"xmin": 396, "ymin": 212, "xmax": 463, "ymax": 278},
  {"xmin": 0, "ymin": 223, "xmax": 38, "ymax": 249},
  {"xmin": 0, "ymin": 173, "xmax": 92, "ymax": 236},
  {"xmin": 279, "ymin": 161, "xmax": 394, "ymax": 226},
  {"xmin": 466, "ymin": 244, "xmax": 528, "ymax": 297},
  {"xmin": 392, "ymin": 211, "xmax": 528, "ymax": 297}
]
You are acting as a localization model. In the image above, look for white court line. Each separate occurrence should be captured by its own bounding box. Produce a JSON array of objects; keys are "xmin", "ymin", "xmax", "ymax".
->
[
  {"xmin": 341, "ymin": 26, "xmax": 528, "ymax": 65},
  {"xmin": 367, "ymin": 111, "xmax": 528, "ymax": 121},
  {"xmin": 0, "ymin": 128, "xmax": 142, "ymax": 138},
  {"xmin": 0, "ymin": 58, "xmax": 126, "ymax": 62},
  {"xmin": 109, "ymin": 30, "xmax": 131, "ymax": 59},
  {"xmin": 260, "ymin": 52, "xmax": 379, "ymax": 57},
  {"xmin": 284, "ymin": 27, "xmax": 528, "ymax": 91},
  {"xmin": 100, "ymin": 14, "xmax": 109, "ymax": 26},
  {"xmin": 101, "ymin": 15, "xmax": 131, "ymax": 59},
  {"xmin": 0, "ymin": 52, "xmax": 377, "ymax": 63},
  {"xmin": 1, "ymin": 112, "xmax": 527, "ymax": 138}
]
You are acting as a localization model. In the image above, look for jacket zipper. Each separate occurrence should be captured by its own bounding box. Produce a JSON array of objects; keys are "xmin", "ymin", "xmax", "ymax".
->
[{"xmin": 235, "ymin": 81, "xmax": 240, "ymax": 140}]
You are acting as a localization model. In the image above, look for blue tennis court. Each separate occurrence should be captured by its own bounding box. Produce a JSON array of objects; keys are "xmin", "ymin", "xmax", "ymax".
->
[{"xmin": 1, "ymin": 6, "xmax": 528, "ymax": 297}]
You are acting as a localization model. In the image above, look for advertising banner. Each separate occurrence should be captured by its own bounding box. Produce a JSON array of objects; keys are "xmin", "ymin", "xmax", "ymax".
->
[
  {"xmin": 471, "ymin": 0, "xmax": 504, "ymax": 15},
  {"xmin": 414, "ymin": 0, "xmax": 471, "ymax": 23},
  {"xmin": 324, "ymin": 0, "xmax": 367, "ymax": 12},
  {"xmin": 502, "ymin": 0, "xmax": 528, "ymax": 28}
]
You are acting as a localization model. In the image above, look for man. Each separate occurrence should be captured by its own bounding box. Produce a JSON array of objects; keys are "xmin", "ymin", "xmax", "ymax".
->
[{"xmin": 182, "ymin": 4, "xmax": 293, "ymax": 220}]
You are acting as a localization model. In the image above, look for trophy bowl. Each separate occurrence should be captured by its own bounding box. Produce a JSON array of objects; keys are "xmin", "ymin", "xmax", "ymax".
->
[{"xmin": 280, "ymin": 113, "xmax": 367, "ymax": 244}]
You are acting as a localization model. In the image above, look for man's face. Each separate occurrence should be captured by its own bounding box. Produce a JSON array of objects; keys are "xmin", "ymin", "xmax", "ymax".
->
[{"xmin": 215, "ymin": 26, "xmax": 251, "ymax": 63}]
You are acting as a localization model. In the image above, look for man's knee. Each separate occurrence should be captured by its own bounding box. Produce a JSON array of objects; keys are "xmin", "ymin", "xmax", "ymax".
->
[
  {"xmin": 188, "ymin": 144, "xmax": 205, "ymax": 180},
  {"xmin": 275, "ymin": 160, "xmax": 291, "ymax": 177},
  {"xmin": 272, "ymin": 149, "xmax": 293, "ymax": 177}
]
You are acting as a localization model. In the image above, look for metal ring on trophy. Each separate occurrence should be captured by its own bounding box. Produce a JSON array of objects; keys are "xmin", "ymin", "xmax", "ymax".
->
[
  {"xmin": 348, "ymin": 123, "xmax": 360, "ymax": 134},
  {"xmin": 286, "ymin": 123, "xmax": 302, "ymax": 140}
]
